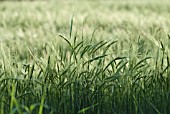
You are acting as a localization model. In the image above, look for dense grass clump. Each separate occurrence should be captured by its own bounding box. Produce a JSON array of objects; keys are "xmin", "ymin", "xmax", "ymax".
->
[{"xmin": 0, "ymin": 0, "xmax": 170, "ymax": 114}]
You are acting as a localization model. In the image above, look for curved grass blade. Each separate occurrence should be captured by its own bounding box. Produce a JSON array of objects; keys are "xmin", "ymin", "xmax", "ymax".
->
[
  {"xmin": 58, "ymin": 33, "xmax": 72, "ymax": 48},
  {"xmin": 91, "ymin": 41, "xmax": 108, "ymax": 54},
  {"xmin": 78, "ymin": 103, "xmax": 98, "ymax": 114},
  {"xmin": 83, "ymin": 54, "xmax": 110, "ymax": 66},
  {"xmin": 131, "ymin": 57, "xmax": 151, "ymax": 71},
  {"xmin": 103, "ymin": 57, "xmax": 126, "ymax": 72}
]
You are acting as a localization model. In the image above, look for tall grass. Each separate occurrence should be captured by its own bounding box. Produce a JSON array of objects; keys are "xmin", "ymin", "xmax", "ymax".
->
[{"xmin": 0, "ymin": 0, "xmax": 170, "ymax": 114}]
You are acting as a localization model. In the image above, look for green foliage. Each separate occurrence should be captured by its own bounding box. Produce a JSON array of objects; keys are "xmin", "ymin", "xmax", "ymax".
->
[{"xmin": 0, "ymin": 0, "xmax": 170, "ymax": 114}]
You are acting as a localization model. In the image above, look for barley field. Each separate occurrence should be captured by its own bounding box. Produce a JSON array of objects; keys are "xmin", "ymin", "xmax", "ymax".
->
[{"xmin": 0, "ymin": 0, "xmax": 170, "ymax": 114}]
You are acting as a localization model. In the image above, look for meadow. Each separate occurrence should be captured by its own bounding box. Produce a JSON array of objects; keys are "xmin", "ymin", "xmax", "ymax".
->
[{"xmin": 0, "ymin": 0, "xmax": 170, "ymax": 113}]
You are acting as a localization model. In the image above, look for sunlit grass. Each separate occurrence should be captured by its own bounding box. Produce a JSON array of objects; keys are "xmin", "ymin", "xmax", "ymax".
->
[{"xmin": 0, "ymin": 0, "xmax": 170, "ymax": 114}]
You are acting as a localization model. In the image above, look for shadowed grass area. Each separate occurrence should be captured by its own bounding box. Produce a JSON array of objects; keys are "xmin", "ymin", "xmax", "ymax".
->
[{"xmin": 0, "ymin": 0, "xmax": 170, "ymax": 114}]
